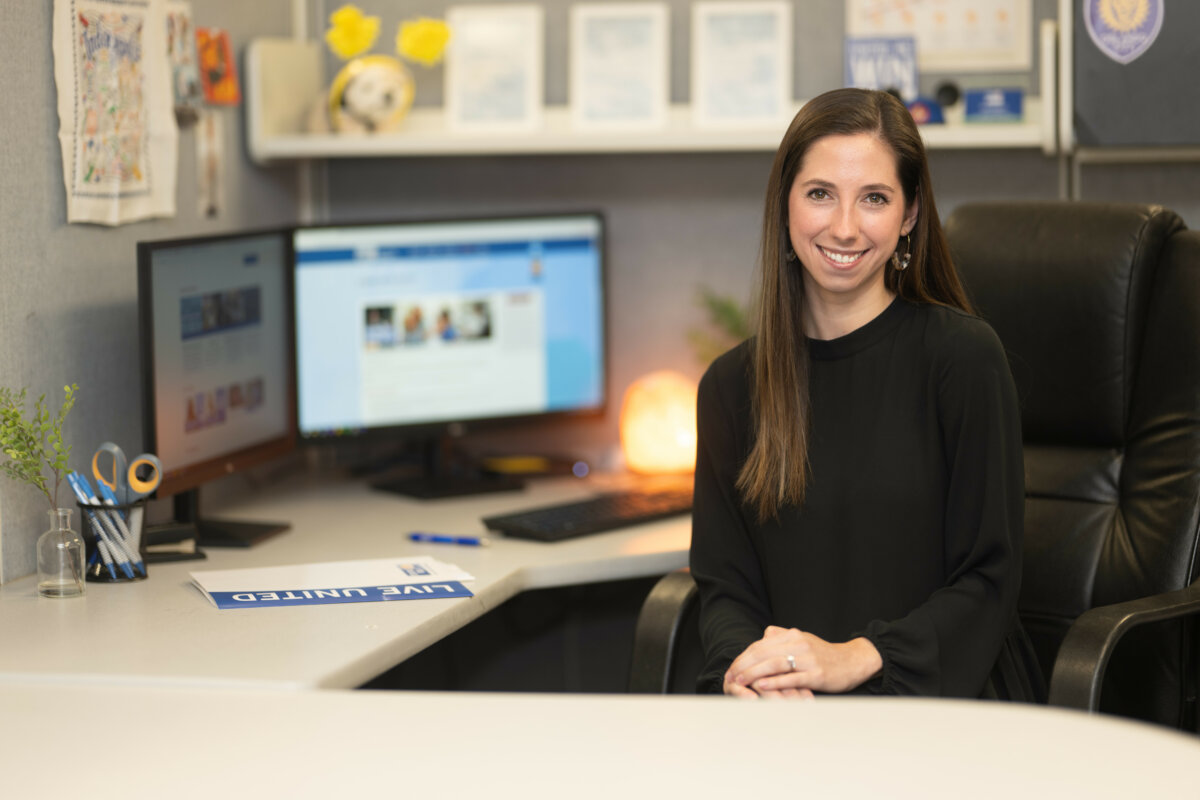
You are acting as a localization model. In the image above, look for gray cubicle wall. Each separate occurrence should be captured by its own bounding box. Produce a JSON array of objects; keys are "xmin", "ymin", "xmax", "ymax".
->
[
  {"xmin": 7, "ymin": 0, "xmax": 1197, "ymax": 583},
  {"xmin": 321, "ymin": 0, "xmax": 1071, "ymax": 462},
  {"xmin": 320, "ymin": 0, "xmax": 1200, "ymax": 465},
  {"xmin": 0, "ymin": 2, "xmax": 299, "ymax": 583}
]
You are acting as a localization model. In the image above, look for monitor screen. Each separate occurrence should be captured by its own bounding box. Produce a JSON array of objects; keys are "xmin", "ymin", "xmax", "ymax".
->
[
  {"xmin": 292, "ymin": 212, "xmax": 607, "ymax": 440},
  {"xmin": 138, "ymin": 230, "xmax": 296, "ymax": 500}
]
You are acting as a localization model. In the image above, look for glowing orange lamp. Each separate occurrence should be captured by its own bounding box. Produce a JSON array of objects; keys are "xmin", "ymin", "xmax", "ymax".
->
[{"xmin": 619, "ymin": 370, "xmax": 698, "ymax": 474}]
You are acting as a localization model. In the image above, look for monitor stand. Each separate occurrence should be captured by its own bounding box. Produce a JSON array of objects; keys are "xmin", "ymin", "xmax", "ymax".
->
[
  {"xmin": 370, "ymin": 434, "xmax": 525, "ymax": 499},
  {"xmin": 141, "ymin": 487, "xmax": 290, "ymax": 560}
]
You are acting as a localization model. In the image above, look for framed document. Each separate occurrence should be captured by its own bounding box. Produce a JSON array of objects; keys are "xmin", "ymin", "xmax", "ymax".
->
[
  {"xmin": 691, "ymin": 1, "xmax": 793, "ymax": 129},
  {"xmin": 445, "ymin": 4, "xmax": 544, "ymax": 134},
  {"xmin": 846, "ymin": 0, "xmax": 1032, "ymax": 72},
  {"xmin": 570, "ymin": 3, "xmax": 669, "ymax": 131}
]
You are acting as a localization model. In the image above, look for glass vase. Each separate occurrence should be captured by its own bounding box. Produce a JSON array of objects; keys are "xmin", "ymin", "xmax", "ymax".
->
[{"xmin": 37, "ymin": 508, "xmax": 85, "ymax": 598}]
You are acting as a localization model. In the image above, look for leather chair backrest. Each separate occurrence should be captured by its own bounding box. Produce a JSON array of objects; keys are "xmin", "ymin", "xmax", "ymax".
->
[{"xmin": 945, "ymin": 203, "xmax": 1200, "ymax": 727}]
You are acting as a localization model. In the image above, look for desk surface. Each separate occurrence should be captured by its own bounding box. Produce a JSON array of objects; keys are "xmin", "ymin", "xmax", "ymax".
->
[
  {"xmin": 4, "ymin": 685, "xmax": 1199, "ymax": 798},
  {"xmin": 0, "ymin": 475, "xmax": 688, "ymax": 689}
]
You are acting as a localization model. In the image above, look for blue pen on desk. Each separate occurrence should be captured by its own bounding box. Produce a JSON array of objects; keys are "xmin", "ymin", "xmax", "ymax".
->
[
  {"xmin": 66, "ymin": 472, "xmax": 120, "ymax": 580},
  {"xmin": 408, "ymin": 532, "xmax": 490, "ymax": 547}
]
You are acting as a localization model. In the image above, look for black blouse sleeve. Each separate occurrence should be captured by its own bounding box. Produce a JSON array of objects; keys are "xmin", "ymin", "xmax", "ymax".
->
[
  {"xmin": 859, "ymin": 318, "xmax": 1025, "ymax": 696},
  {"xmin": 688, "ymin": 347, "xmax": 771, "ymax": 693}
]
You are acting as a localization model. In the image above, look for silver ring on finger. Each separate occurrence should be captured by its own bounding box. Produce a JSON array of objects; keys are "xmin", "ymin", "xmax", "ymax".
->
[{"xmin": 786, "ymin": 654, "xmax": 796, "ymax": 672}]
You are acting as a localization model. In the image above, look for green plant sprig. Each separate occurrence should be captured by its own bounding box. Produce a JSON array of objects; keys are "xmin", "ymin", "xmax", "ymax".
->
[
  {"xmin": 0, "ymin": 384, "xmax": 78, "ymax": 511},
  {"xmin": 687, "ymin": 286, "xmax": 752, "ymax": 366}
]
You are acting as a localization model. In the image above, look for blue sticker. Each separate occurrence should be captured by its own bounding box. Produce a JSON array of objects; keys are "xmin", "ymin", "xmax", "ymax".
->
[
  {"xmin": 1084, "ymin": 0, "xmax": 1163, "ymax": 65},
  {"xmin": 964, "ymin": 89, "xmax": 1024, "ymax": 124},
  {"xmin": 209, "ymin": 581, "xmax": 474, "ymax": 609},
  {"xmin": 906, "ymin": 97, "xmax": 945, "ymax": 125}
]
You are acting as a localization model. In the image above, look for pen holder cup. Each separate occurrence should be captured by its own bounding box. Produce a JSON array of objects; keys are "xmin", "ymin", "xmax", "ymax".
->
[{"xmin": 77, "ymin": 500, "xmax": 149, "ymax": 583}]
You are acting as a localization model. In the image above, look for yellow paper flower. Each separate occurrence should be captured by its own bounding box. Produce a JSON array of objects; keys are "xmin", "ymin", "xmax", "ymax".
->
[
  {"xmin": 396, "ymin": 17, "xmax": 451, "ymax": 67},
  {"xmin": 324, "ymin": 5, "xmax": 380, "ymax": 60}
]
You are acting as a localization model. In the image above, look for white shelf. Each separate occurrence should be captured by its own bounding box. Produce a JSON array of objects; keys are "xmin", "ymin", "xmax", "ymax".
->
[
  {"xmin": 255, "ymin": 105, "xmax": 797, "ymax": 159},
  {"xmin": 246, "ymin": 38, "xmax": 1057, "ymax": 164}
]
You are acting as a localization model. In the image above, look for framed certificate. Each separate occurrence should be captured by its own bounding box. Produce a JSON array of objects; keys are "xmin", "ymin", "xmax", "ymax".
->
[
  {"xmin": 691, "ymin": 1, "xmax": 793, "ymax": 129},
  {"xmin": 445, "ymin": 4, "xmax": 544, "ymax": 134},
  {"xmin": 845, "ymin": 0, "xmax": 1032, "ymax": 72},
  {"xmin": 570, "ymin": 3, "xmax": 669, "ymax": 131}
]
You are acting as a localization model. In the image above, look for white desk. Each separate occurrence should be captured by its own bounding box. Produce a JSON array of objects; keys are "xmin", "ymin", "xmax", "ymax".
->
[
  {"xmin": 5, "ymin": 474, "xmax": 1199, "ymax": 794},
  {"xmin": 4, "ymin": 685, "xmax": 1199, "ymax": 798},
  {"xmin": 0, "ymin": 475, "xmax": 688, "ymax": 689}
]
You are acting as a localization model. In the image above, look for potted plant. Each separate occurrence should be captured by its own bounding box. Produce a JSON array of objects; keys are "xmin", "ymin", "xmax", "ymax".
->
[{"xmin": 0, "ymin": 384, "xmax": 83, "ymax": 597}]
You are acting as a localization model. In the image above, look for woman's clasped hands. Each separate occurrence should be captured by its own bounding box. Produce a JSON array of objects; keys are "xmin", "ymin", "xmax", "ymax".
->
[{"xmin": 723, "ymin": 625, "xmax": 883, "ymax": 699}]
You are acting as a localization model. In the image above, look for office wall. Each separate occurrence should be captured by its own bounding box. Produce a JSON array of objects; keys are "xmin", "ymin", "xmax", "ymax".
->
[
  {"xmin": 0, "ymin": 2, "xmax": 298, "ymax": 583},
  {"xmin": 321, "ymin": 0, "xmax": 1199, "ymax": 467},
  {"xmin": 3, "ymin": 1, "xmax": 1196, "ymax": 582},
  {"xmin": 319, "ymin": 0, "xmax": 1066, "ymax": 463}
]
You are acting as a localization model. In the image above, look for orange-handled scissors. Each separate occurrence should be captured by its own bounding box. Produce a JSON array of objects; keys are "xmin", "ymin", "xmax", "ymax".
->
[{"xmin": 91, "ymin": 442, "xmax": 162, "ymax": 505}]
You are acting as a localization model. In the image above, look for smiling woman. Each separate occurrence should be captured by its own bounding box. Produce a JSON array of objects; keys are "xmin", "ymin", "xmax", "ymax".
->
[
  {"xmin": 786, "ymin": 132, "xmax": 919, "ymax": 339},
  {"xmin": 688, "ymin": 88, "xmax": 1044, "ymax": 703}
]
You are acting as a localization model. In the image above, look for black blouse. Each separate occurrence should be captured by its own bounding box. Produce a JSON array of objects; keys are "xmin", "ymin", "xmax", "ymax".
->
[{"xmin": 690, "ymin": 297, "xmax": 1042, "ymax": 698}]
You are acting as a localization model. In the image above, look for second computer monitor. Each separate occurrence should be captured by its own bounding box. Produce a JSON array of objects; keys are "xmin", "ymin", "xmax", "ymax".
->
[
  {"xmin": 137, "ymin": 228, "xmax": 296, "ymax": 548},
  {"xmin": 292, "ymin": 212, "xmax": 607, "ymax": 448}
]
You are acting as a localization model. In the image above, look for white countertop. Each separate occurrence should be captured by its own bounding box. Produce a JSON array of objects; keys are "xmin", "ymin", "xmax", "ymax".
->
[
  {"xmin": 0, "ymin": 475, "xmax": 689, "ymax": 689},
  {"xmin": 6, "ymin": 474, "xmax": 1197, "ymax": 796},
  {"xmin": 3, "ymin": 684, "xmax": 1197, "ymax": 798}
]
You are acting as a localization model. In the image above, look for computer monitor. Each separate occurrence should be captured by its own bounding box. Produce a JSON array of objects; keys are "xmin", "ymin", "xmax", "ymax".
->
[
  {"xmin": 137, "ymin": 229, "xmax": 296, "ymax": 550},
  {"xmin": 292, "ymin": 211, "xmax": 607, "ymax": 497}
]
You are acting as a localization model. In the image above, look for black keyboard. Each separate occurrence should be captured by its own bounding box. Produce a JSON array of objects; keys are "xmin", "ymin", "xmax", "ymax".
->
[{"xmin": 482, "ymin": 486, "xmax": 693, "ymax": 542}]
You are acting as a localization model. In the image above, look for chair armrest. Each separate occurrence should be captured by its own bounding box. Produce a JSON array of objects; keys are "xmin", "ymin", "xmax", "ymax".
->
[
  {"xmin": 627, "ymin": 569, "xmax": 698, "ymax": 693},
  {"xmin": 1048, "ymin": 577, "xmax": 1200, "ymax": 712}
]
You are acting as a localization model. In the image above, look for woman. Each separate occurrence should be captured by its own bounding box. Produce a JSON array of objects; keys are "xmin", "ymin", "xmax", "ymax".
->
[{"xmin": 690, "ymin": 88, "xmax": 1043, "ymax": 701}]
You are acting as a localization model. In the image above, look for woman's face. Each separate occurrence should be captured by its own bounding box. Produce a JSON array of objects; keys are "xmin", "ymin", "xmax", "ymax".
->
[{"xmin": 786, "ymin": 132, "xmax": 918, "ymax": 321}]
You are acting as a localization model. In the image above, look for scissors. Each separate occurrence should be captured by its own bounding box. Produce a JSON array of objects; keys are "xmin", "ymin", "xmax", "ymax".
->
[{"xmin": 91, "ymin": 442, "xmax": 162, "ymax": 505}]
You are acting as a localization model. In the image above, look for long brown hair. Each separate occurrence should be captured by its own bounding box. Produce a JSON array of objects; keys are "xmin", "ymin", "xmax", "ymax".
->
[{"xmin": 737, "ymin": 88, "xmax": 973, "ymax": 521}]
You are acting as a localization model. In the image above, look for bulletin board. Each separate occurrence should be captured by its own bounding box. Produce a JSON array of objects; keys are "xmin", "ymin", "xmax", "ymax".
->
[{"xmin": 1074, "ymin": 1, "xmax": 1200, "ymax": 147}]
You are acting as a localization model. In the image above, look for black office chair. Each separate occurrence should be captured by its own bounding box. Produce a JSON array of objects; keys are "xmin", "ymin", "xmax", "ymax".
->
[
  {"xmin": 629, "ymin": 202, "xmax": 1200, "ymax": 731},
  {"xmin": 628, "ymin": 569, "xmax": 703, "ymax": 694}
]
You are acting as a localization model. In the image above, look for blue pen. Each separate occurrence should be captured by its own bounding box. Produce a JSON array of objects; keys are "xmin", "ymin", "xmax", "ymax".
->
[
  {"xmin": 408, "ymin": 532, "xmax": 490, "ymax": 547},
  {"xmin": 70, "ymin": 473, "xmax": 136, "ymax": 579},
  {"xmin": 95, "ymin": 481, "xmax": 147, "ymax": 577},
  {"xmin": 66, "ymin": 472, "xmax": 119, "ymax": 580},
  {"xmin": 96, "ymin": 481, "xmax": 128, "ymax": 521},
  {"xmin": 99, "ymin": 480, "xmax": 145, "ymax": 566}
]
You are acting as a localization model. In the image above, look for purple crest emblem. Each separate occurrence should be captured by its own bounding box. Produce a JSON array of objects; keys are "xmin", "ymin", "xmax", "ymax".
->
[{"xmin": 1084, "ymin": 0, "xmax": 1164, "ymax": 65}]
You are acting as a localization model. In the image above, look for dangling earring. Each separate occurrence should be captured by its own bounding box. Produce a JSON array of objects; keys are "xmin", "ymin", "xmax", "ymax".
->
[
  {"xmin": 786, "ymin": 248, "xmax": 797, "ymax": 263},
  {"xmin": 891, "ymin": 234, "xmax": 912, "ymax": 271}
]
